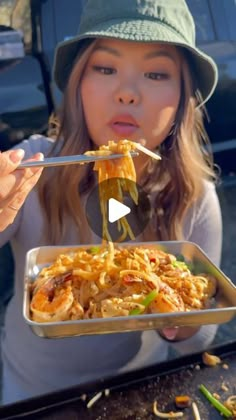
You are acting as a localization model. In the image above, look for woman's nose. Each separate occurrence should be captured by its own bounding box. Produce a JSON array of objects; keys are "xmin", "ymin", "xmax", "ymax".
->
[{"xmin": 114, "ymin": 84, "xmax": 140, "ymax": 105}]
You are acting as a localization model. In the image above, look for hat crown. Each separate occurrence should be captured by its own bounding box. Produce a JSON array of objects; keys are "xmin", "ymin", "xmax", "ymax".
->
[{"xmin": 80, "ymin": 0, "xmax": 195, "ymax": 46}]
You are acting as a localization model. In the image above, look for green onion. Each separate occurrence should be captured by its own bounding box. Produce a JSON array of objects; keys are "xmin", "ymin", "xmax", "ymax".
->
[
  {"xmin": 173, "ymin": 258, "xmax": 194, "ymax": 271},
  {"xmin": 199, "ymin": 384, "xmax": 233, "ymax": 418},
  {"xmin": 129, "ymin": 306, "xmax": 145, "ymax": 316},
  {"xmin": 129, "ymin": 290, "xmax": 158, "ymax": 316},
  {"xmin": 176, "ymin": 254, "xmax": 185, "ymax": 262},
  {"xmin": 172, "ymin": 261, "xmax": 188, "ymax": 269},
  {"xmin": 87, "ymin": 246, "xmax": 100, "ymax": 255}
]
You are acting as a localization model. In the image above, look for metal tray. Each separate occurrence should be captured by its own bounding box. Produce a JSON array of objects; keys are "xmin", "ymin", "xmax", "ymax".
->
[
  {"xmin": 0, "ymin": 340, "xmax": 236, "ymax": 419},
  {"xmin": 23, "ymin": 241, "xmax": 236, "ymax": 338}
]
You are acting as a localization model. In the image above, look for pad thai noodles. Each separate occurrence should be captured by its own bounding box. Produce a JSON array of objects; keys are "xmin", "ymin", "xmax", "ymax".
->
[
  {"xmin": 84, "ymin": 139, "xmax": 160, "ymax": 241},
  {"xmin": 30, "ymin": 243, "xmax": 217, "ymax": 323}
]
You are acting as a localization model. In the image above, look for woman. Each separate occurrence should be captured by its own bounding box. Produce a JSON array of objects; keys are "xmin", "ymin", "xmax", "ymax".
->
[{"xmin": 0, "ymin": 0, "xmax": 221, "ymax": 404}]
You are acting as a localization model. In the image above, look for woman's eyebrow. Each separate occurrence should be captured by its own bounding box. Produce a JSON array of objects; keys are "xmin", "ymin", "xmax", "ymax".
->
[
  {"xmin": 92, "ymin": 46, "xmax": 177, "ymax": 63},
  {"xmin": 93, "ymin": 46, "xmax": 121, "ymax": 56},
  {"xmin": 144, "ymin": 50, "xmax": 176, "ymax": 63}
]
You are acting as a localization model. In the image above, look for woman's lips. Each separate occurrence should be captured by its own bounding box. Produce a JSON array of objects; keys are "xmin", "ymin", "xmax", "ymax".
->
[
  {"xmin": 108, "ymin": 114, "xmax": 139, "ymax": 136},
  {"xmin": 109, "ymin": 122, "xmax": 139, "ymax": 136}
]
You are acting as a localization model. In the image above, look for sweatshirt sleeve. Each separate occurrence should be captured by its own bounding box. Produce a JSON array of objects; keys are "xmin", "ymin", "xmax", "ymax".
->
[
  {"xmin": 184, "ymin": 181, "xmax": 222, "ymax": 267},
  {"xmin": 0, "ymin": 135, "xmax": 54, "ymax": 247}
]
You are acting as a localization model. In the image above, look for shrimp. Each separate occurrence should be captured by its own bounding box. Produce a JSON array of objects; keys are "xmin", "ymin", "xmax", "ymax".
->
[
  {"xmin": 149, "ymin": 282, "xmax": 185, "ymax": 314},
  {"xmin": 30, "ymin": 273, "xmax": 74, "ymax": 322}
]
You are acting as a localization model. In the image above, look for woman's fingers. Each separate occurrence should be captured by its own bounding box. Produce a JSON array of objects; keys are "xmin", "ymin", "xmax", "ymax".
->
[
  {"xmin": 160, "ymin": 327, "xmax": 179, "ymax": 341},
  {"xmin": 0, "ymin": 153, "xmax": 44, "ymax": 200},
  {"xmin": 6, "ymin": 166, "xmax": 43, "ymax": 210},
  {"xmin": 159, "ymin": 326, "xmax": 201, "ymax": 341},
  {"xmin": 0, "ymin": 166, "xmax": 43, "ymax": 231},
  {"xmin": 0, "ymin": 151, "xmax": 44, "ymax": 231},
  {"xmin": 0, "ymin": 149, "xmax": 25, "ymax": 175}
]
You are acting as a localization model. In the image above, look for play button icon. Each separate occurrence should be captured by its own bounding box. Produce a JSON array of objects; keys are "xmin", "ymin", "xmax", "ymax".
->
[
  {"xmin": 108, "ymin": 198, "xmax": 131, "ymax": 223},
  {"xmin": 86, "ymin": 177, "xmax": 152, "ymax": 242}
]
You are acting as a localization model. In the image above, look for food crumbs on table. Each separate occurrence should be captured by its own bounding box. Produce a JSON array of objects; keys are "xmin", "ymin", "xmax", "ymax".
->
[
  {"xmin": 175, "ymin": 395, "xmax": 191, "ymax": 408},
  {"xmin": 104, "ymin": 389, "xmax": 110, "ymax": 397},
  {"xmin": 221, "ymin": 382, "xmax": 229, "ymax": 392},
  {"xmin": 222, "ymin": 363, "xmax": 229, "ymax": 370},
  {"xmin": 224, "ymin": 395, "xmax": 236, "ymax": 417},
  {"xmin": 192, "ymin": 402, "xmax": 201, "ymax": 420},
  {"xmin": 202, "ymin": 352, "xmax": 221, "ymax": 366},
  {"xmin": 153, "ymin": 401, "xmax": 184, "ymax": 418},
  {"xmin": 87, "ymin": 391, "xmax": 103, "ymax": 408}
]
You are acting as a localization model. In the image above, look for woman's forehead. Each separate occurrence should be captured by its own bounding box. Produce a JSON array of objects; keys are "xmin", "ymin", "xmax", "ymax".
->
[{"xmin": 95, "ymin": 38, "xmax": 179, "ymax": 56}]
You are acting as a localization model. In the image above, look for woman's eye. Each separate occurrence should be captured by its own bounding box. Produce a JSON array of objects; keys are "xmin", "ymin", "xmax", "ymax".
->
[
  {"xmin": 145, "ymin": 72, "xmax": 169, "ymax": 81},
  {"xmin": 93, "ymin": 66, "xmax": 115, "ymax": 75}
]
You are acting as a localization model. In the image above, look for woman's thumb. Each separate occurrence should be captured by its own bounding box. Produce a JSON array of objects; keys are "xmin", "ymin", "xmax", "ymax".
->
[
  {"xmin": 160, "ymin": 327, "xmax": 179, "ymax": 340},
  {"xmin": 0, "ymin": 149, "xmax": 25, "ymax": 175}
]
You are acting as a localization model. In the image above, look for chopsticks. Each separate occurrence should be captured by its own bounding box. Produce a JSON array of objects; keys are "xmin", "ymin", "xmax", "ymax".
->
[{"xmin": 18, "ymin": 151, "xmax": 139, "ymax": 168}]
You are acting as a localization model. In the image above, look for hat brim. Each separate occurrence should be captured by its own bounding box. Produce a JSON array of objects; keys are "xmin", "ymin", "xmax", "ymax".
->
[{"xmin": 53, "ymin": 19, "xmax": 218, "ymax": 106}]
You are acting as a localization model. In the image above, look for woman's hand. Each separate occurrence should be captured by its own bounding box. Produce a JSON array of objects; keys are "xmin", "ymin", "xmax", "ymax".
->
[
  {"xmin": 159, "ymin": 326, "xmax": 200, "ymax": 341},
  {"xmin": 0, "ymin": 148, "xmax": 44, "ymax": 231}
]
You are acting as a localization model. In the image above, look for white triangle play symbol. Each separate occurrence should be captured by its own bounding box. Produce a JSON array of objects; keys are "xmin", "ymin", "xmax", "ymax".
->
[{"xmin": 108, "ymin": 198, "xmax": 131, "ymax": 223}]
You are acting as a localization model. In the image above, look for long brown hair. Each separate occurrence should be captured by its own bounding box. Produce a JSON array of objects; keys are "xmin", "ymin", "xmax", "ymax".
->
[{"xmin": 38, "ymin": 41, "xmax": 216, "ymax": 244}]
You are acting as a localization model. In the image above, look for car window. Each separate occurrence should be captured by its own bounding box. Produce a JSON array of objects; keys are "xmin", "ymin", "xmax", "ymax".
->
[
  {"xmin": 223, "ymin": 0, "xmax": 236, "ymax": 40},
  {"xmin": 53, "ymin": 0, "xmax": 85, "ymax": 44},
  {"xmin": 186, "ymin": 0, "xmax": 216, "ymax": 42},
  {"xmin": 0, "ymin": 0, "xmax": 31, "ymax": 51}
]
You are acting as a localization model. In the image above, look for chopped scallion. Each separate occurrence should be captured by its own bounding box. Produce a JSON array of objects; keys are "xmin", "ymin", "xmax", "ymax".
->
[
  {"xmin": 199, "ymin": 384, "xmax": 233, "ymax": 418},
  {"xmin": 172, "ymin": 261, "xmax": 188, "ymax": 269},
  {"xmin": 87, "ymin": 246, "xmax": 100, "ymax": 255},
  {"xmin": 129, "ymin": 290, "xmax": 158, "ymax": 316}
]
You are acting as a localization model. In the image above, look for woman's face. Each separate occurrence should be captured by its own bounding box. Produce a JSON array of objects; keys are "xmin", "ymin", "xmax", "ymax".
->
[{"xmin": 81, "ymin": 39, "xmax": 181, "ymax": 150}]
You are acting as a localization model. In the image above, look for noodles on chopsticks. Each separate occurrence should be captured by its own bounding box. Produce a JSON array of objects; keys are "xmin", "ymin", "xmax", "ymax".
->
[{"xmin": 84, "ymin": 139, "xmax": 160, "ymax": 241}]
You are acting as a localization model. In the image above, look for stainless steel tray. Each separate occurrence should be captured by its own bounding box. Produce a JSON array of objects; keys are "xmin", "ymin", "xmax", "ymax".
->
[{"xmin": 23, "ymin": 241, "xmax": 236, "ymax": 338}]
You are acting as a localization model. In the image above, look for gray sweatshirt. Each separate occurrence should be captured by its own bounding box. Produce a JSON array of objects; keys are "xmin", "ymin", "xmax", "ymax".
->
[{"xmin": 0, "ymin": 135, "xmax": 222, "ymax": 404}]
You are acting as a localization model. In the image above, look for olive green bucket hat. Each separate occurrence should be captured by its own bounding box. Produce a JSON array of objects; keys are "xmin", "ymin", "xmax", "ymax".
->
[{"xmin": 53, "ymin": 0, "xmax": 218, "ymax": 106}]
